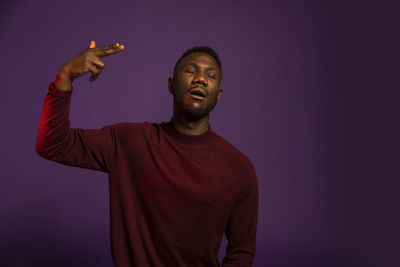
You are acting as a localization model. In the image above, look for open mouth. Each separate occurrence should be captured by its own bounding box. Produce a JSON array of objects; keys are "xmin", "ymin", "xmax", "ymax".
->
[{"xmin": 189, "ymin": 87, "xmax": 206, "ymax": 99}]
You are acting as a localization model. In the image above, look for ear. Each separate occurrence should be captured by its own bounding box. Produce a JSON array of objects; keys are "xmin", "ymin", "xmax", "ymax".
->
[
  {"xmin": 168, "ymin": 77, "xmax": 174, "ymax": 94},
  {"xmin": 217, "ymin": 88, "xmax": 223, "ymax": 101}
]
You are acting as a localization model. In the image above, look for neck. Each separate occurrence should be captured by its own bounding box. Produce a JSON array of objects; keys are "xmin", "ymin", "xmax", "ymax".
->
[{"xmin": 172, "ymin": 111, "xmax": 210, "ymax": 136}]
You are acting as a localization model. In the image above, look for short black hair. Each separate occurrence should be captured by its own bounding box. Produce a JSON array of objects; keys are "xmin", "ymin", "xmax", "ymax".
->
[{"xmin": 173, "ymin": 46, "xmax": 222, "ymax": 77}]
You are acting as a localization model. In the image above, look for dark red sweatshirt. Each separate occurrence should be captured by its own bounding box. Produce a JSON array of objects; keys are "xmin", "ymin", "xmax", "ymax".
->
[{"xmin": 36, "ymin": 83, "xmax": 258, "ymax": 267}]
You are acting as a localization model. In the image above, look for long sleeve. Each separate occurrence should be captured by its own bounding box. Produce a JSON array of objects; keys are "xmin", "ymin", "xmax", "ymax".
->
[
  {"xmin": 36, "ymin": 83, "xmax": 116, "ymax": 172},
  {"xmin": 222, "ymin": 167, "xmax": 259, "ymax": 267}
]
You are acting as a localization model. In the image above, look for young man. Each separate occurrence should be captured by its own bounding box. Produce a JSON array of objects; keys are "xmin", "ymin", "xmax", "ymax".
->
[{"xmin": 36, "ymin": 41, "xmax": 258, "ymax": 267}]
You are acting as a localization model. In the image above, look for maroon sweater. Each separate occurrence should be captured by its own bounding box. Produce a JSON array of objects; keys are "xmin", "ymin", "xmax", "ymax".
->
[{"xmin": 36, "ymin": 83, "xmax": 258, "ymax": 267}]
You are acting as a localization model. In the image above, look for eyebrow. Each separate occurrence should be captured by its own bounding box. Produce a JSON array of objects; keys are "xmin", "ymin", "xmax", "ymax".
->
[{"xmin": 187, "ymin": 62, "xmax": 218, "ymax": 71}]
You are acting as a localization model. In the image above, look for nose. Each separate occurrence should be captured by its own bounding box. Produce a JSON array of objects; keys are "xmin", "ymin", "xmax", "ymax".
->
[{"xmin": 192, "ymin": 72, "xmax": 207, "ymax": 87}]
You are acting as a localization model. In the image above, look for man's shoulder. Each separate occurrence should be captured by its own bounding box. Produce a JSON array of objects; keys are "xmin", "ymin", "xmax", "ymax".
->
[
  {"xmin": 212, "ymin": 131, "xmax": 255, "ymax": 172},
  {"xmin": 103, "ymin": 121, "xmax": 164, "ymax": 140},
  {"xmin": 106, "ymin": 121, "xmax": 161, "ymax": 131}
]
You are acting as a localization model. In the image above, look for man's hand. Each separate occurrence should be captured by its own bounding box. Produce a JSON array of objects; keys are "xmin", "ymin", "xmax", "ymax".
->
[{"xmin": 54, "ymin": 41, "xmax": 124, "ymax": 91}]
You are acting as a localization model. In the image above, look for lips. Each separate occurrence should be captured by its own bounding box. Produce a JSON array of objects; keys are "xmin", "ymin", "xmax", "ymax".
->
[{"xmin": 188, "ymin": 87, "xmax": 207, "ymax": 99}]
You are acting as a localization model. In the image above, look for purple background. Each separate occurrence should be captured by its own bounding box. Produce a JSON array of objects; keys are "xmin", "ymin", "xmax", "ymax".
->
[{"xmin": 0, "ymin": 1, "xmax": 398, "ymax": 266}]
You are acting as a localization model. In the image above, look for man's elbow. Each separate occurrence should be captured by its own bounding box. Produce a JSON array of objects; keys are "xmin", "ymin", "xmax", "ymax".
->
[
  {"xmin": 36, "ymin": 141, "xmax": 48, "ymax": 159},
  {"xmin": 35, "ymin": 136, "xmax": 54, "ymax": 159}
]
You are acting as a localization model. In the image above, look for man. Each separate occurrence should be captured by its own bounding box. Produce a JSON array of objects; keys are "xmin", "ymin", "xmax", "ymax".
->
[{"xmin": 36, "ymin": 41, "xmax": 258, "ymax": 267}]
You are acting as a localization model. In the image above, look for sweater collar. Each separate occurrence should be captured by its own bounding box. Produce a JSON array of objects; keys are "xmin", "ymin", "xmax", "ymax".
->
[{"xmin": 163, "ymin": 119, "xmax": 214, "ymax": 146}]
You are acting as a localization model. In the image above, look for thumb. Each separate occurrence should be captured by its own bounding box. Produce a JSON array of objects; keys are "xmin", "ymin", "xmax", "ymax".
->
[{"xmin": 89, "ymin": 40, "xmax": 96, "ymax": 48}]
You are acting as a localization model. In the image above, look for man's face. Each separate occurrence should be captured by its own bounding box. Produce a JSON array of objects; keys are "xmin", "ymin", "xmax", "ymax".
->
[{"xmin": 169, "ymin": 52, "xmax": 222, "ymax": 121}]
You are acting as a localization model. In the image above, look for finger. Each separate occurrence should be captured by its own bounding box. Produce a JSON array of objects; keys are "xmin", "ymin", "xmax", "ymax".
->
[
  {"xmin": 87, "ymin": 63, "xmax": 102, "ymax": 81},
  {"xmin": 89, "ymin": 40, "xmax": 96, "ymax": 48},
  {"xmin": 91, "ymin": 58, "xmax": 105, "ymax": 69},
  {"xmin": 93, "ymin": 43, "xmax": 124, "ymax": 58},
  {"xmin": 90, "ymin": 72, "xmax": 102, "ymax": 81},
  {"xmin": 90, "ymin": 61, "xmax": 105, "ymax": 81}
]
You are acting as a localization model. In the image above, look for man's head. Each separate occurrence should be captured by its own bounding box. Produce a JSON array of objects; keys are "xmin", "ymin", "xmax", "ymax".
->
[
  {"xmin": 173, "ymin": 47, "xmax": 222, "ymax": 78},
  {"xmin": 168, "ymin": 46, "xmax": 223, "ymax": 121}
]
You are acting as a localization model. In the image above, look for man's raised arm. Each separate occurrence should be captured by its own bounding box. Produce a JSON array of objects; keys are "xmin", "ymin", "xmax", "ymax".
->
[
  {"xmin": 36, "ymin": 41, "xmax": 124, "ymax": 172},
  {"xmin": 55, "ymin": 41, "xmax": 124, "ymax": 91}
]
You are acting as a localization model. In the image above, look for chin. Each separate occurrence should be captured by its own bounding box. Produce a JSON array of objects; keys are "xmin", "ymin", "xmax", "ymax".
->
[
  {"xmin": 174, "ymin": 94, "xmax": 218, "ymax": 121},
  {"xmin": 184, "ymin": 102, "xmax": 217, "ymax": 121},
  {"xmin": 186, "ymin": 108, "xmax": 210, "ymax": 121}
]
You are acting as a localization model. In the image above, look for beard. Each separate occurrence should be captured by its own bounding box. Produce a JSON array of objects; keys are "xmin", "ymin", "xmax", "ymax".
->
[{"xmin": 173, "ymin": 92, "xmax": 218, "ymax": 122}]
